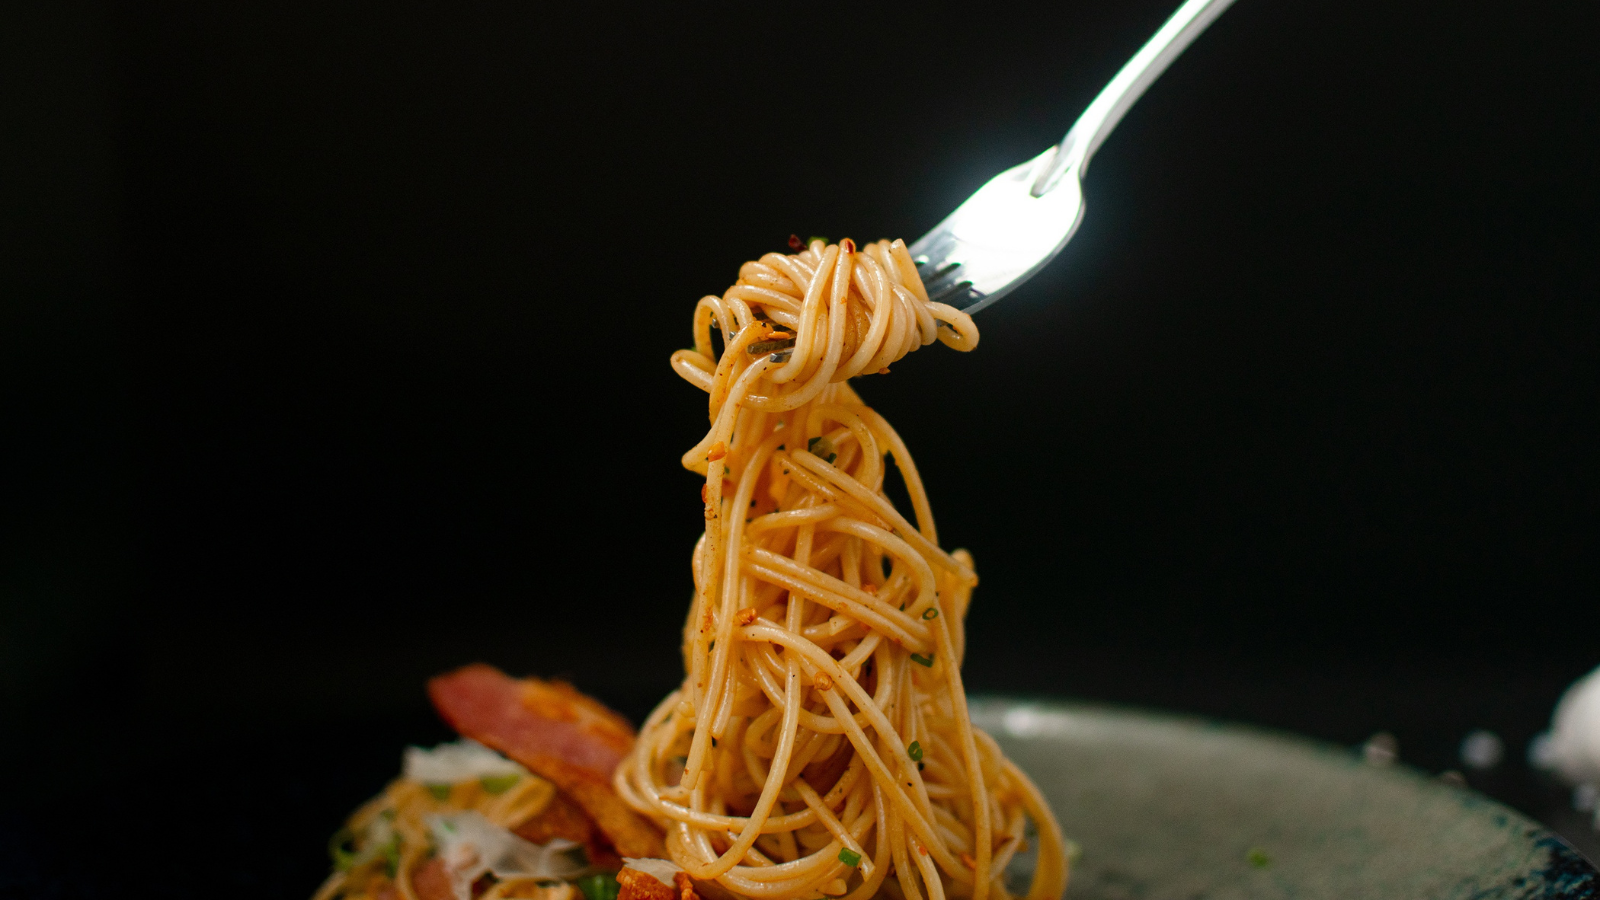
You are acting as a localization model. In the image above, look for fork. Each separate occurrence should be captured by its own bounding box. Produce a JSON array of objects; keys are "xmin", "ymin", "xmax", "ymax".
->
[{"xmin": 911, "ymin": 0, "xmax": 1240, "ymax": 314}]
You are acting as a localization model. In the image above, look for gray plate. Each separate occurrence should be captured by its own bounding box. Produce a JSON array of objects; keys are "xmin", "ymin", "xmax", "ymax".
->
[{"xmin": 972, "ymin": 698, "xmax": 1600, "ymax": 900}]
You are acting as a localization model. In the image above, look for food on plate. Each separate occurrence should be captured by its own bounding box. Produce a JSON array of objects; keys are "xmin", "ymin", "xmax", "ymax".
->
[{"xmin": 312, "ymin": 666, "xmax": 661, "ymax": 900}]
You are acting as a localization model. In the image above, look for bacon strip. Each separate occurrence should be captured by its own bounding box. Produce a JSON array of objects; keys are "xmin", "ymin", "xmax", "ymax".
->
[{"xmin": 428, "ymin": 664, "xmax": 666, "ymax": 859}]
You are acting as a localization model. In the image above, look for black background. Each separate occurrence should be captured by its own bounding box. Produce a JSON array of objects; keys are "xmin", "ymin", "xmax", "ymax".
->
[{"xmin": 3, "ymin": 0, "xmax": 1598, "ymax": 894}]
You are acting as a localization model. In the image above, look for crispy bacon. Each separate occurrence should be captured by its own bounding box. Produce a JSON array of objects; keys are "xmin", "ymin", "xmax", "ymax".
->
[
  {"xmin": 411, "ymin": 858, "xmax": 456, "ymax": 900},
  {"xmin": 514, "ymin": 791, "xmax": 622, "ymax": 871},
  {"xmin": 429, "ymin": 664, "xmax": 666, "ymax": 859},
  {"xmin": 616, "ymin": 868, "xmax": 717, "ymax": 900}
]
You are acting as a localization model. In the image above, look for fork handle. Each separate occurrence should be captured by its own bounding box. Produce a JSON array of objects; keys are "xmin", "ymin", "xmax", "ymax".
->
[{"xmin": 1032, "ymin": 0, "xmax": 1240, "ymax": 196}]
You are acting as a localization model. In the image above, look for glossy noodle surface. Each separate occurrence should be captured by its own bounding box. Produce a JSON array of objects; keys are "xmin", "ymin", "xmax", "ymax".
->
[{"xmin": 615, "ymin": 239, "xmax": 1068, "ymax": 900}]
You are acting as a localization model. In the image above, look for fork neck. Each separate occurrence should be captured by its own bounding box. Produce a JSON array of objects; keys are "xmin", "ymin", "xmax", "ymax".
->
[{"xmin": 1029, "ymin": 0, "xmax": 1239, "ymax": 198}]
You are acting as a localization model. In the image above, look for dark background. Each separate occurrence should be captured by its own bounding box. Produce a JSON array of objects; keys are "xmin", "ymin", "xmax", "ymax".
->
[{"xmin": 3, "ymin": 0, "xmax": 1597, "ymax": 894}]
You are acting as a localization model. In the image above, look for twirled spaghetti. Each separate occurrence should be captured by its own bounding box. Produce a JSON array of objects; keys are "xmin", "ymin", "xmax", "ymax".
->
[{"xmin": 614, "ymin": 238, "xmax": 1069, "ymax": 900}]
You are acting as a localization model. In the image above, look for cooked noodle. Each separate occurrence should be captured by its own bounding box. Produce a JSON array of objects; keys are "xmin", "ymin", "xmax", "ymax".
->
[{"xmin": 615, "ymin": 238, "xmax": 1068, "ymax": 900}]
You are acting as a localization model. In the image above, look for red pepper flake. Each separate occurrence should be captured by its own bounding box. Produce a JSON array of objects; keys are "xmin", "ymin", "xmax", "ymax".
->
[
  {"xmin": 878, "ymin": 368, "xmax": 891, "ymax": 375},
  {"xmin": 735, "ymin": 607, "xmax": 758, "ymax": 626},
  {"xmin": 701, "ymin": 484, "xmax": 710, "ymax": 503},
  {"xmin": 707, "ymin": 441, "xmax": 727, "ymax": 462},
  {"xmin": 841, "ymin": 238, "xmax": 856, "ymax": 254},
  {"xmin": 961, "ymin": 853, "xmax": 977, "ymax": 870},
  {"xmin": 788, "ymin": 234, "xmax": 805, "ymax": 252},
  {"xmin": 814, "ymin": 672, "xmax": 834, "ymax": 691}
]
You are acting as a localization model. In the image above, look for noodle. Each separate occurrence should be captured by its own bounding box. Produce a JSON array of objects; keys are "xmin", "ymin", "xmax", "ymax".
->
[{"xmin": 615, "ymin": 238, "xmax": 1068, "ymax": 900}]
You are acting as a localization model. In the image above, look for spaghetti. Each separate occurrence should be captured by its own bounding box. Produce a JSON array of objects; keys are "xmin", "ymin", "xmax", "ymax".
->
[{"xmin": 615, "ymin": 238, "xmax": 1069, "ymax": 900}]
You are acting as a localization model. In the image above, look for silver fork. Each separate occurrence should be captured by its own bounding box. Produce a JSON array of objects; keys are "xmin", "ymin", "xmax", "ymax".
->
[{"xmin": 911, "ymin": 0, "xmax": 1240, "ymax": 314}]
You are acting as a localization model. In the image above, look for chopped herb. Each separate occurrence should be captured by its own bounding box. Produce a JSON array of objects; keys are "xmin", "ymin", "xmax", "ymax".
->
[
  {"xmin": 480, "ymin": 773, "xmax": 521, "ymax": 794},
  {"xmin": 711, "ymin": 737, "xmax": 718, "ymax": 748},
  {"xmin": 918, "ymin": 761, "xmax": 925, "ymax": 771},
  {"xmin": 578, "ymin": 873, "xmax": 622, "ymax": 900},
  {"xmin": 838, "ymin": 848, "xmax": 862, "ymax": 867},
  {"xmin": 749, "ymin": 338, "xmax": 796, "ymax": 356},
  {"xmin": 672, "ymin": 755, "xmax": 688, "ymax": 764},
  {"xmin": 1246, "ymin": 847, "xmax": 1271, "ymax": 869},
  {"xmin": 908, "ymin": 740, "xmax": 924, "ymax": 762},
  {"xmin": 381, "ymin": 832, "xmax": 402, "ymax": 878},
  {"xmin": 807, "ymin": 436, "xmax": 835, "ymax": 461},
  {"xmin": 426, "ymin": 783, "xmax": 452, "ymax": 801},
  {"xmin": 922, "ymin": 608, "xmax": 939, "ymax": 620},
  {"xmin": 777, "ymin": 444, "xmax": 785, "ymax": 451},
  {"xmin": 808, "ymin": 236, "xmax": 829, "ymax": 246},
  {"xmin": 910, "ymin": 653, "xmax": 935, "ymax": 668},
  {"xmin": 329, "ymin": 826, "xmax": 359, "ymax": 871},
  {"xmin": 709, "ymin": 640, "xmax": 716, "ymax": 651}
]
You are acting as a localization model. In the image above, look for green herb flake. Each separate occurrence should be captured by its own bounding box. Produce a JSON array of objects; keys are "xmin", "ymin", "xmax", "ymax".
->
[
  {"xmin": 808, "ymin": 236, "xmax": 829, "ymax": 246},
  {"xmin": 908, "ymin": 740, "xmax": 924, "ymax": 762},
  {"xmin": 382, "ymin": 833, "xmax": 402, "ymax": 878},
  {"xmin": 1246, "ymin": 847, "xmax": 1271, "ymax": 869},
  {"xmin": 921, "ymin": 608, "xmax": 939, "ymax": 620},
  {"xmin": 426, "ymin": 783, "xmax": 453, "ymax": 801},
  {"xmin": 480, "ymin": 773, "xmax": 521, "ymax": 795},
  {"xmin": 910, "ymin": 653, "xmax": 935, "ymax": 668},
  {"xmin": 577, "ymin": 873, "xmax": 622, "ymax": 900},
  {"xmin": 329, "ymin": 826, "xmax": 359, "ymax": 871},
  {"xmin": 838, "ymin": 848, "xmax": 862, "ymax": 867}
]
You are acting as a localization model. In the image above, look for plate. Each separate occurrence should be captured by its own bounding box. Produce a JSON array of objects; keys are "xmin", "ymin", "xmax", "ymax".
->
[{"xmin": 971, "ymin": 699, "xmax": 1600, "ymax": 899}]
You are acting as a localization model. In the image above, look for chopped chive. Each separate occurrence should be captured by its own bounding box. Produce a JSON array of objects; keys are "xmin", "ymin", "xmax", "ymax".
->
[
  {"xmin": 577, "ymin": 873, "xmax": 622, "ymax": 900},
  {"xmin": 838, "ymin": 848, "xmax": 862, "ymax": 867},
  {"xmin": 922, "ymin": 608, "xmax": 939, "ymax": 620},
  {"xmin": 329, "ymin": 826, "xmax": 358, "ymax": 871},
  {"xmin": 808, "ymin": 236, "xmax": 829, "ymax": 246},
  {"xmin": 381, "ymin": 833, "xmax": 401, "ymax": 878},
  {"xmin": 910, "ymin": 653, "xmax": 935, "ymax": 668},
  {"xmin": 480, "ymin": 773, "xmax": 521, "ymax": 794},
  {"xmin": 826, "ymin": 453, "xmax": 837, "ymax": 464},
  {"xmin": 426, "ymin": 783, "xmax": 452, "ymax": 801},
  {"xmin": 908, "ymin": 740, "xmax": 923, "ymax": 762}
]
